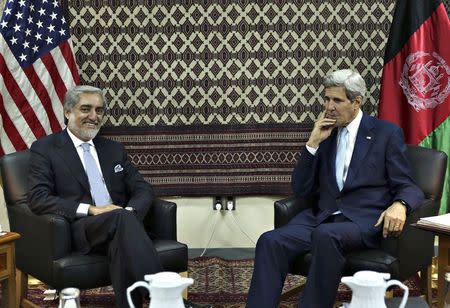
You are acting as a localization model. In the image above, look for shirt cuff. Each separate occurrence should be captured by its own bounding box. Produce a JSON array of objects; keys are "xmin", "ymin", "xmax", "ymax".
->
[
  {"xmin": 305, "ymin": 144, "xmax": 318, "ymax": 156},
  {"xmin": 76, "ymin": 203, "xmax": 90, "ymax": 217}
]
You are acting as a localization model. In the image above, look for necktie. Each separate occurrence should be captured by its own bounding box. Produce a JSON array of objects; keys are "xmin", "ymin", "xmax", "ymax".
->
[
  {"xmin": 335, "ymin": 127, "xmax": 348, "ymax": 191},
  {"xmin": 81, "ymin": 143, "xmax": 110, "ymax": 206}
]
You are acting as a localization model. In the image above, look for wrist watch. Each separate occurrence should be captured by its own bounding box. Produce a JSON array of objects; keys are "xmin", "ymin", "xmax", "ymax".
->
[
  {"xmin": 125, "ymin": 206, "xmax": 136, "ymax": 213},
  {"xmin": 396, "ymin": 199, "xmax": 410, "ymax": 214},
  {"xmin": 396, "ymin": 199, "xmax": 407, "ymax": 206}
]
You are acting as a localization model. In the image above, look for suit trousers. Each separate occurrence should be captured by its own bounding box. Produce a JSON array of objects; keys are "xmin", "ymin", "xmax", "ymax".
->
[
  {"xmin": 72, "ymin": 209, "xmax": 162, "ymax": 308},
  {"xmin": 246, "ymin": 214, "xmax": 366, "ymax": 308}
]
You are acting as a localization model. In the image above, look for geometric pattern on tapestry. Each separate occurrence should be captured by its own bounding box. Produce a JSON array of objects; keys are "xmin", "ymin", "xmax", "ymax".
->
[
  {"xmin": 101, "ymin": 125, "xmax": 309, "ymax": 196},
  {"xmin": 60, "ymin": 0, "xmax": 450, "ymax": 196}
]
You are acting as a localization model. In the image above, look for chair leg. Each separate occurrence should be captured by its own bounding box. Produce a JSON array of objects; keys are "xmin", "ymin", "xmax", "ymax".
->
[
  {"xmin": 180, "ymin": 271, "xmax": 188, "ymax": 299},
  {"xmin": 420, "ymin": 265, "xmax": 432, "ymax": 307},
  {"xmin": 15, "ymin": 270, "xmax": 39, "ymax": 308},
  {"xmin": 15, "ymin": 270, "xmax": 27, "ymax": 307}
]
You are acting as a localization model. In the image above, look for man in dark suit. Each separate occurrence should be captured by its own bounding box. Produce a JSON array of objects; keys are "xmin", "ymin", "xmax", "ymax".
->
[
  {"xmin": 28, "ymin": 85, "xmax": 159, "ymax": 307},
  {"xmin": 246, "ymin": 69, "xmax": 424, "ymax": 308},
  {"xmin": 28, "ymin": 85, "xmax": 172, "ymax": 308}
]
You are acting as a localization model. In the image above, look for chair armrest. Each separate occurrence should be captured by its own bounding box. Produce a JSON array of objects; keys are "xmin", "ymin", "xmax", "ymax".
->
[
  {"xmin": 7, "ymin": 203, "xmax": 72, "ymax": 276},
  {"xmin": 143, "ymin": 198, "xmax": 177, "ymax": 240},
  {"xmin": 274, "ymin": 195, "xmax": 316, "ymax": 228},
  {"xmin": 380, "ymin": 198, "xmax": 439, "ymax": 279}
]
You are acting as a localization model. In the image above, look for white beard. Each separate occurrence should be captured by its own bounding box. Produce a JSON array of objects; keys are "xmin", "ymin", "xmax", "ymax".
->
[{"xmin": 68, "ymin": 122, "xmax": 100, "ymax": 141}]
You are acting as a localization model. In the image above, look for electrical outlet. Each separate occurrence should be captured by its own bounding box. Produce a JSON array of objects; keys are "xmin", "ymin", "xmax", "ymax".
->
[
  {"xmin": 226, "ymin": 196, "xmax": 235, "ymax": 210},
  {"xmin": 213, "ymin": 196, "xmax": 223, "ymax": 210}
]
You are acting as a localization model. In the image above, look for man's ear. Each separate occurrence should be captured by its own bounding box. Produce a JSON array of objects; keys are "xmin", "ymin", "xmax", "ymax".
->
[
  {"xmin": 63, "ymin": 109, "xmax": 70, "ymax": 125},
  {"xmin": 353, "ymin": 96, "xmax": 363, "ymax": 109}
]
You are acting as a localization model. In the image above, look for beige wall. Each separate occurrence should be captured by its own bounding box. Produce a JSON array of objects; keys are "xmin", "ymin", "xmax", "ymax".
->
[{"xmin": 169, "ymin": 196, "xmax": 279, "ymax": 248}]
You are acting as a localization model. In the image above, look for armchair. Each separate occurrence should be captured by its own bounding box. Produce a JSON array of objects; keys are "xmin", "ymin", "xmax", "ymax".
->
[
  {"xmin": 275, "ymin": 145, "xmax": 447, "ymax": 306},
  {"xmin": 0, "ymin": 150, "xmax": 188, "ymax": 307}
]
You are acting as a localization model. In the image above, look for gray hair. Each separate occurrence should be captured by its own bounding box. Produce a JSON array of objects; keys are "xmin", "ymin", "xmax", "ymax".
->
[
  {"xmin": 323, "ymin": 69, "xmax": 366, "ymax": 101},
  {"xmin": 63, "ymin": 85, "xmax": 106, "ymax": 112}
]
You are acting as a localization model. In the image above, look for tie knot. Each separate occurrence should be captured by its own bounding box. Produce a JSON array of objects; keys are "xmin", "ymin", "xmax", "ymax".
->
[{"xmin": 81, "ymin": 143, "xmax": 91, "ymax": 152}]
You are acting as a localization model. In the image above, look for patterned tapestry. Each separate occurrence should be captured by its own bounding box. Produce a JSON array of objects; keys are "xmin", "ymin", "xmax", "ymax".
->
[{"xmin": 60, "ymin": 0, "xmax": 450, "ymax": 196}]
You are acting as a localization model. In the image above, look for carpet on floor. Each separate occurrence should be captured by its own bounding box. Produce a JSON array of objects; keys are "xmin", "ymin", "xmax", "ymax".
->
[{"xmin": 22, "ymin": 256, "xmax": 427, "ymax": 307}]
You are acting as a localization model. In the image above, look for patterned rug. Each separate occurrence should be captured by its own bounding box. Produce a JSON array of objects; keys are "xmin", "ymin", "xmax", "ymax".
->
[{"xmin": 23, "ymin": 256, "xmax": 426, "ymax": 308}]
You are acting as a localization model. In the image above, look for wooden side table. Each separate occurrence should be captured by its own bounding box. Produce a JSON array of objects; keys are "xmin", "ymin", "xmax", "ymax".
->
[
  {"xmin": 0, "ymin": 232, "xmax": 20, "ymax": 308},
  {"xmin": 413, "ymin": 223, "xmax": 450, "ymax": 308},
  {"xmin": 437, "ymin": 234, "xmax": 450, "ymax": 308}
]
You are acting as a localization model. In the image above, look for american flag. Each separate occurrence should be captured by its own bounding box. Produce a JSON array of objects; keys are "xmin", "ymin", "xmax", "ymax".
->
[{"xmin": 0, "ymin": 0, "xmax": 79, "ymax": 155}]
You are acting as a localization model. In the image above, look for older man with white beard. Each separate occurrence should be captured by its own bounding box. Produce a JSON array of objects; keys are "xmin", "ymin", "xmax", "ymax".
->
[{"xmin": 27, "ymin": 85, "xmax": 162, "ymax": 308}]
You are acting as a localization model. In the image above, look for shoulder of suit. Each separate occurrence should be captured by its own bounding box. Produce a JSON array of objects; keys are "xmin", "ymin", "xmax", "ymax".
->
[
  {"xmin": 94, "ymin": 135, "xmax": 125, "ymax": 149},
  {"xmin": 365, "ymin": 115, "xmax": 401, "ymax": 132},
  {"xmin": 30, "ymin": 130, "xmax": 64, "ymax": 149}
]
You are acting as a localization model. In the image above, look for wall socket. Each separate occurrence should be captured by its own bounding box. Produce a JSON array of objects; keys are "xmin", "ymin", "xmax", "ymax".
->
[
  {"xmin": 226, "ymin": 196, "xmax": 235, "ymax": 210},
  {"xmin": 213, "ymin": 196, "xmax": 224, "ymax": 210},
  {"xmin": 212, "ymin": 196, "xmax": 235, "ymax": 210}
]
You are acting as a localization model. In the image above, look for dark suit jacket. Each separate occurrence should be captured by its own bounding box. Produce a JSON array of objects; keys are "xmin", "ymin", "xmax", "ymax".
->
[
  {"xmin": 28, "ymin": 129, "xmax": 154, "ymax": 223},
  {"xmin": 291, "ymin": 113, "xmax": 424, "ymax": 248}
]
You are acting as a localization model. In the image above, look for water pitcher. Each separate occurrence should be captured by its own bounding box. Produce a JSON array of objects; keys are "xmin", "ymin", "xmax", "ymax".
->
[
  {"xmin": 341, "ymin": 270, "xmax": 408, "ymax": 308},
  {"xmin": 127, "ymin": 271, "xmax": 193, "ymax": 308},
  {"xmin": 58, "ymin": 287, "xmax": 81, "ymax": 308}
]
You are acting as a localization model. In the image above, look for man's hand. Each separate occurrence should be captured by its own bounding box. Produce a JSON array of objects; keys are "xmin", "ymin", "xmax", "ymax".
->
[
  {"xmin": 374, "ymin": 201, "xmax": 407, "ymax": 238},
  {"xmin": 88, "ymin": 204, "xmax": 122, "ymax": 216},
  {"xmin": 306, "ymin": 111, "xmax": 337, "ymax": 149}
]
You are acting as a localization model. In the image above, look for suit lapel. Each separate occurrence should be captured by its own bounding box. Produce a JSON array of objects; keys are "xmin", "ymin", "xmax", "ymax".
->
[
  {"xmin": 55, "ymin": 130, "xmax": 91, "ymax": 192},
  {"xmin": 324, "ymin": 128, "xmax": 340, "ymax": 192},
  {"xmin": 327, "ymin": 128, "xmax": 338, "ymax": 174},
  {"xmin": 344, "ymin": 114, "xmax": 375, "ymax": 189}
]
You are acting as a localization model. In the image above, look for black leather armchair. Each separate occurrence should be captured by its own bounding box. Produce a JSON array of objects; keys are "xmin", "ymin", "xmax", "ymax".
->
[
  {"xmin": 0, "ymin": 150, "xmax": 188, "ymax": 306},
  {"xmin": 274, "ymin": 145, "xmax": 448, "ymax": 306}
]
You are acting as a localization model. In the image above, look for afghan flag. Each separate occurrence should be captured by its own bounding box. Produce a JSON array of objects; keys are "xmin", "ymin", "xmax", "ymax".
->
[{"xmin": 379, "ymin": 0, "xmax": 450, "ymax": 214}]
